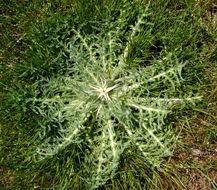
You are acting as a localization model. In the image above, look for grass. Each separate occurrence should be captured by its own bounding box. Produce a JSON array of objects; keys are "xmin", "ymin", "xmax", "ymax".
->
[{"xmin": 1, "ymin": 0, "xmax": 217, "ymax": 189}]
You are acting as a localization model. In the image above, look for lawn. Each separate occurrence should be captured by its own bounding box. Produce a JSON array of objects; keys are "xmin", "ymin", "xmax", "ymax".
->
[{"xmin": 0, "ymin": 0, "xmax": 217, "ymax": 189}]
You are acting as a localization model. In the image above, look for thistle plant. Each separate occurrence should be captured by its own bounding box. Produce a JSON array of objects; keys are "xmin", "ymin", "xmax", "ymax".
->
[{"xmin": 30, "ymin": 3, "xmax": 202, "ymax": 189}]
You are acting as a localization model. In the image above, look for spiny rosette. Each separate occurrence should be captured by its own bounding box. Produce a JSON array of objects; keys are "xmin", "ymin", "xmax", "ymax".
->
[{"xmin": 31, "ymin": 5, "xmax": 202, "ymax": 189}]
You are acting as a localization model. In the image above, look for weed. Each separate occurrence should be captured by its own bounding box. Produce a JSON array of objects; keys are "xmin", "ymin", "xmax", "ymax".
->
[{"xmin": 1, "ymin": 0, "xmax": 216, "ymax": 189}]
